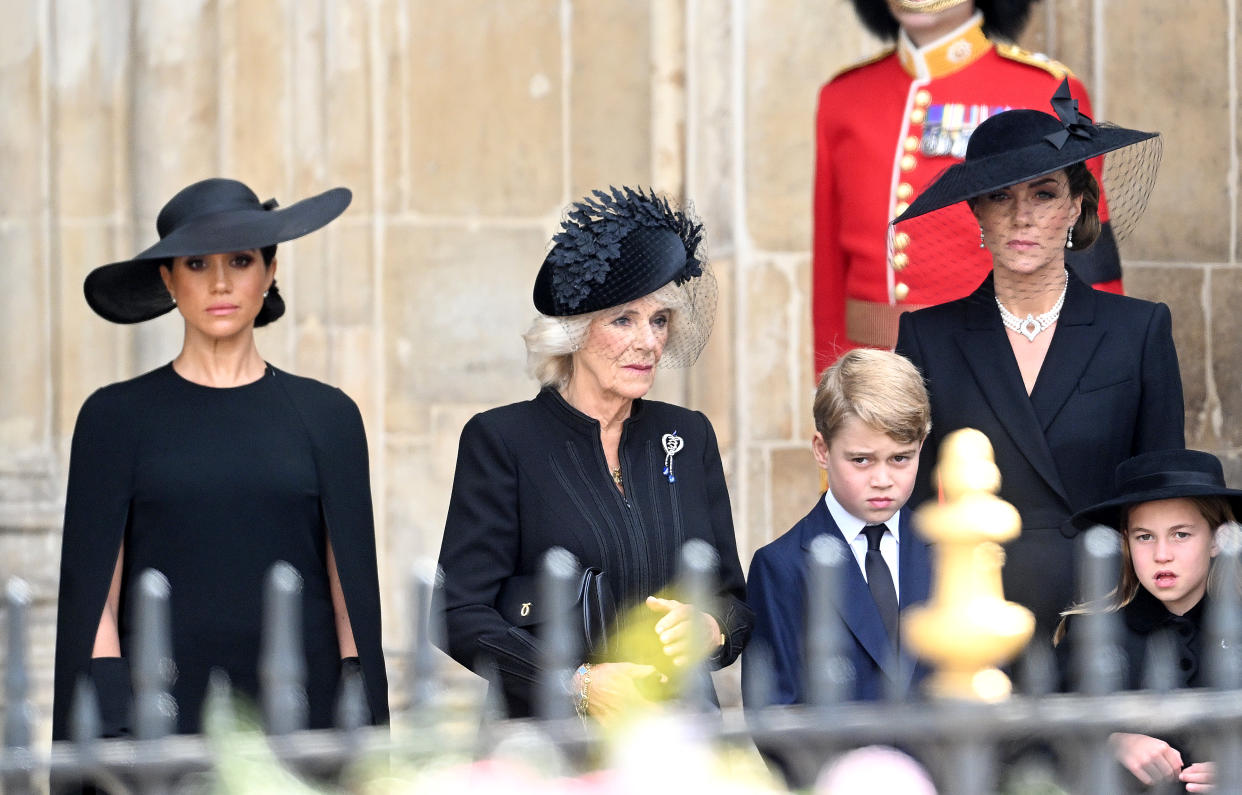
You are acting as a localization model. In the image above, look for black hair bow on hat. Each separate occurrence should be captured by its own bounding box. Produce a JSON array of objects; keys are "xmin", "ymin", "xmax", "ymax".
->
[{"xmin": 1044, "ymin": 78, "xmax": 1095, "ymax": 149}]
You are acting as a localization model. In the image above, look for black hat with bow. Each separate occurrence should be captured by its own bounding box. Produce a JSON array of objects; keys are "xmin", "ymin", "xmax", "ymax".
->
[
  {"xmin": 894, "ymin": 79, "xmax": 1160, "ymax": 228},
  {"xmin": 85, "ymin": 178, "xmax": 351, "ymax": 324}
]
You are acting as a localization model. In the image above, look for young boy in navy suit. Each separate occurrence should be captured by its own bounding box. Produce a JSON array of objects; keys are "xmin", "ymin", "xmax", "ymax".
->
[{"xmin": 744, "ymin": 349, "xmax": 933, "ymax": 705}]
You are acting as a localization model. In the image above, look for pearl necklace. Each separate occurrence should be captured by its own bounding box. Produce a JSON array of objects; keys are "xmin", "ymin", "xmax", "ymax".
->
[{"xmin": 996, "ymin": 270, "xmax": 1068, "ymax": 342}]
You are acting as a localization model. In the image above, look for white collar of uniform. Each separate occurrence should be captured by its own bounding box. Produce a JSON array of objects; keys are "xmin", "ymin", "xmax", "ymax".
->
[
  {"xmin": 897, "ymin": 11, "xmax": 990, "ymax": 81},
  {"xmin": 822, "ymin": 488, "xmax": 899, "ymax": 546}
]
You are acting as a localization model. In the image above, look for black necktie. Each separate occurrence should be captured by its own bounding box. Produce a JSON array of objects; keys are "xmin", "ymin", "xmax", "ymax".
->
[{"xmin": 862, "ymin": 523, "xmax": 899, "ymax": 645}]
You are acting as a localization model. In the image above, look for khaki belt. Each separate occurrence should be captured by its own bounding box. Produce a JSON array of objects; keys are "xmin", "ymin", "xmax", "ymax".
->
[{"xmin": 845, "ymin": 298, "xmax": 930, "ymax": 349}]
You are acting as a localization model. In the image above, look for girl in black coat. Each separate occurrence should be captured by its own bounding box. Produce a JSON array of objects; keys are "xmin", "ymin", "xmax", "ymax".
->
[
  {"xmin": 1057, "ymin": 449, "xmax": 1242, "ymax": 792},
  {"xmin": 436, "ymin": 187, "xmax": 752, "ymax": 720}
]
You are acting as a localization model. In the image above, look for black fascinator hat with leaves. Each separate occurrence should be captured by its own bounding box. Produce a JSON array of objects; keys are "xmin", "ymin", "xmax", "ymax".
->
[{"xmin": 534, "ymin": 186, "xmax": 707, "ymax": 317}]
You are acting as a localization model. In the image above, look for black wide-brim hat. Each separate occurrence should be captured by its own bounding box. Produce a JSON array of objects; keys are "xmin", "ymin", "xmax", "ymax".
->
[
  {"xmin": 84, "ymin": 178, "xmax": 351, "ymax": 323},
  {"xmin": 1066, "ymin": 449, "xmax": 1242, "ymax": 535},
  {"xmin": 893, "ymin": 79, "xmax": 1159, "ymax": 225}
]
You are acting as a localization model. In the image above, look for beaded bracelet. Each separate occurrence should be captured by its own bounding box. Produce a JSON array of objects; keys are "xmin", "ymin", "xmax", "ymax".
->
[{"xmin": 573, "ymin": 663, "xmax": 592, "ymax": 716}]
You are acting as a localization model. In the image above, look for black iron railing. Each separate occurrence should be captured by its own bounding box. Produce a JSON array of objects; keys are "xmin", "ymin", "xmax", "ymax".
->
[{"xmin": 4, "ymin": 530, "xmax": 1241, "ymax": 793}]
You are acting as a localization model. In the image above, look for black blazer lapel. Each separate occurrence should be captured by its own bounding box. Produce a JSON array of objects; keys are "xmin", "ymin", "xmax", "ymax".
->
[
  {"xmin": 799, "ymin": 501, "xmax": 894, "ymax": 675},
  {"xmin": 953, "ymin": 280, "xmax": 1072, "ymax": 507},
  {"xmin": 1028, "ymin": 275, "xmax": 1105, "ymax": 432}
]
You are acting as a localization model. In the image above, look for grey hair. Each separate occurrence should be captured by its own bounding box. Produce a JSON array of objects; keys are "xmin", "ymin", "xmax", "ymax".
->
[{"xmin": 522, "ymin": 281, "xmax": 693, "ymax": 389}]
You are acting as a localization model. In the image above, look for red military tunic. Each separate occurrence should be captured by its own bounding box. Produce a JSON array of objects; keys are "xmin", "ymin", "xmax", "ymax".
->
[{"xmin": 812, "ymin": 13, "xmax": 1118, "ymax": 368}]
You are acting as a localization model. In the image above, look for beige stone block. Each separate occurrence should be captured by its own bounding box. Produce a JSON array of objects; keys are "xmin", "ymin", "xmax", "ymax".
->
[
  {"xmin": 1035, "ymin": 0, "xmax": 1097, "ymax": 90},
  {"xmin": 53, "ymin": 0, "xmax": 125, "ymax": 218},
  {"xmin": 376, "ymin": 0, "xmax": 408, "ymax": 215},
  {"xmin": 689, "ymin": 258, "xmax": 735, "ymax": 455},
  {"xmin": 793, "ymin": 255, "xmax": 817, "ymax": 440},
  {"xmin": 382, "ymin": 403, "xmax": 490, "ymax": 640},
  {"xmin": 1222, "ymin": 450, "xmax": 1242, "ymax": 490},
  {"xmin": 1211, "ymin": 266, "xmax": 1242, "ymax": 447},
  {"xmin": 57, "ymin": 225, "xmax": 132, "ymax": 437},
  {"xmin": 0, "ymin": 225, "xmax": 49, "ymax": 455},
  {"xmin": 1103, "ymin": 1, "xmax": 1228, "ymax": 262},
  {"xmin": 0, "ymin": 3, "xmax": 44, "ymax": 220},
  {"xmin": 569, "ymin": 0, "xmax": 651, "ymax": 199},
  {"xmin": 324, "ymin": 221, "xmax": 376, "ymax": 326},
  {"xmin": 289, "ymin": 226, "xmax": 331, "ymax": 325},
  {"xmin": 292, "ymin": 312, "xmax": 329, "ymax": 385},
  {"xmin": 1124, "ymin": 265, "xmax": 1207, "ymax": 445},
  {"xmin": 745, "ymin": 0, "xmax": 869, "ymax": 252},
  {"xmin": 744, "ymin": 446, "xmax": 770, "ymax": 560},
  {"xmin": 332, "ymin": 325, "xmax": 378, "ymax": 432},
  {"xmin": 769, "ymin": 444, "xmax": 819, "ymax": 545},
  {"xmin": 743, "ymin": 260, "xmax": 794, "ymax": 440},
  {"xmin": 289, "ymin": 2, "xmax": 327, "ymax": 194},
  {"xmin": 406, "ymin": 1, "xmax": 562, "ymax": 216},
  {"xmin": 324, "ymin": 0, "xmax": 374, "ymax": 214},
  {"xmin": 130, "ymin": 0, "xmax": 221, "ymax": 219},
  {"xmin": 687, "ymin": 3, "xmax": 735, "ymax": 248},
  {"xmin": 0, "ymin": 528, "xmax": 61, "ymax": 597},
  {"xmin": 383, "ymin": 223, "xmax": 541, "ymax": 434},
  {"xmin": 226, "ymin": 0, "xmax": 289, "ymax": 193}
]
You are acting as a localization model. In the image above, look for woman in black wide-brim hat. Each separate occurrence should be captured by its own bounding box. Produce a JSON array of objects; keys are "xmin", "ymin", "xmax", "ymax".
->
[
  {"xmin": 1054, "ymin": 449, "xmax": 1242, "ymax": 792},
  {"xmin": 52, "ymin": 179, "xmax": 389, "ymax": 749},
  {"xmin": 436, "ymin": 186, "xmax": 752, "ymax": 720},
  {"xmin": 892, "ymin": 80, "xmax": 1185, "ymax": 642}
]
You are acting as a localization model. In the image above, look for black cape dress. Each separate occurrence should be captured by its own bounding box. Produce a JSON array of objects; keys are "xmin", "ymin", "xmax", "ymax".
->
[{"xmin": 51, "ymin": 363, "xmax": 388, "ymax": 739}]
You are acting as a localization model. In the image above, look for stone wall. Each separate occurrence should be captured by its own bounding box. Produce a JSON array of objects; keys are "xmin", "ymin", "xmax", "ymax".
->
[{"xmin": 1, "ymin": 0, "xmax": 1237, "ymax": 740}]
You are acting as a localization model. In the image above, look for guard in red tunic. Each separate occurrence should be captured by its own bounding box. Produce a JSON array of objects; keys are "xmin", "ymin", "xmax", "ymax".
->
[{"xmin": 812, "ymin": 0, "xmax": 1122, "ymax": 367}]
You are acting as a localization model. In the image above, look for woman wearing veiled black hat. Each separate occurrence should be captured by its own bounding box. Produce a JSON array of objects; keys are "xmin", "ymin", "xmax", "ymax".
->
[
  {"xmin": 893, "ymin": 80, "xmax": 1184, "ymax": 641},
  {"xmin": 436, "ymin": 187, "xmax": 752, "ymax": 720},
  {"xmin": 52, "ymin": 179, "xmax": 389, "ymax": 747}
]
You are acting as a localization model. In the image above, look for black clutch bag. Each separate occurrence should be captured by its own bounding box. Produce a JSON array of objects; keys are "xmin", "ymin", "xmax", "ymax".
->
[{"xmin": 496, "ymin": 567, "xmax": 616, "ymax": 658}]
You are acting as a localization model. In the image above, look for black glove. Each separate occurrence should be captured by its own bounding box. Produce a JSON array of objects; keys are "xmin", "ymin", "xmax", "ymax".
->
[
  {"xmin": 88, "ymin": 657, "xmax": 132, "ymax": 738},
  {"xmin": 339, "ymin": 656, "xmax": 373, "ymax": 726}
]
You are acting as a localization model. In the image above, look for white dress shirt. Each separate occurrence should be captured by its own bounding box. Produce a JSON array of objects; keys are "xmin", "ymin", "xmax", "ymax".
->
[{"xmin": 823, "ymin": 489, "xmax": 901, "ymax": 601}]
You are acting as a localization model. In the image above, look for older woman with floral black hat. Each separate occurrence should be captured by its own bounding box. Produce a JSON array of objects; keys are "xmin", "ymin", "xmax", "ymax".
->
[
  {"xmin": 437, "ymin": 187, "xmax": 752, "ymax": 720},
  {"xmin": 52, "ymin": 179, "xmax": 389, "ymax": 745},
  {"xmin": 893, "ymin": 80, "xmax": 1185, "ymax": 641}
]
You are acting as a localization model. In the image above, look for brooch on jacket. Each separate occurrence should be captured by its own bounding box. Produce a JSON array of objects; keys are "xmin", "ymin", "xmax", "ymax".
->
[{"xmin": 662, "ymin": 432, "xmax": 683, "ymax": 483}]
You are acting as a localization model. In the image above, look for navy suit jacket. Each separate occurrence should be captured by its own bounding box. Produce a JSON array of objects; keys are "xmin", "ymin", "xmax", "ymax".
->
[{"xmin": 743, "ymin": 499, "xmax": 933, "ymax": 705}]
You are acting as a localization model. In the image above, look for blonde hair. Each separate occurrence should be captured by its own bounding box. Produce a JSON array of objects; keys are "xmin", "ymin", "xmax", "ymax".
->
[
  {"xmin": 1053, "ymin": 496, "xmax": 1238, "ymax": 645},
  {"xmin": 522, "ymin": 282, "xmax": 690, "ymax": 389},
  {"xmin": 814, "ymin": 349, "xmax": 931, "ymax": 446}
]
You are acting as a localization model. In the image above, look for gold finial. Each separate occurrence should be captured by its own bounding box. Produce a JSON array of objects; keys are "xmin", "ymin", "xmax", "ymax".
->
[{"xmin": 903, "ymin": 429, "xmax": 1035, "ymax": 701}]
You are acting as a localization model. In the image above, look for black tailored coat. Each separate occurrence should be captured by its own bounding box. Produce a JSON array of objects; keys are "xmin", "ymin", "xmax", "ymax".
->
[
  {"xmin": 1058, "ymin": 589, "xmax": 1215, "ymax": 786},
  {"xmin": 436, "ymin": 388, "xmax": 753, "ymax": 717},
  {"xmin": 895, "ymin": 272, "xmax": 1185, "ymax": 638}
]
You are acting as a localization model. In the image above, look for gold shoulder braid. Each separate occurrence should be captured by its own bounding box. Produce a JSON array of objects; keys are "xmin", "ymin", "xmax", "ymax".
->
[{"xmin": 994, "ymin": 42, "xmax": 1074, "ymax": 80}]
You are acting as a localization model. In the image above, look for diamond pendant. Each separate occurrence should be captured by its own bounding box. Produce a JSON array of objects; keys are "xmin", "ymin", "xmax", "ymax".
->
[{"xmin": 1018, "ymin": 314, "xmax": 1040, "ymax": 342}]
